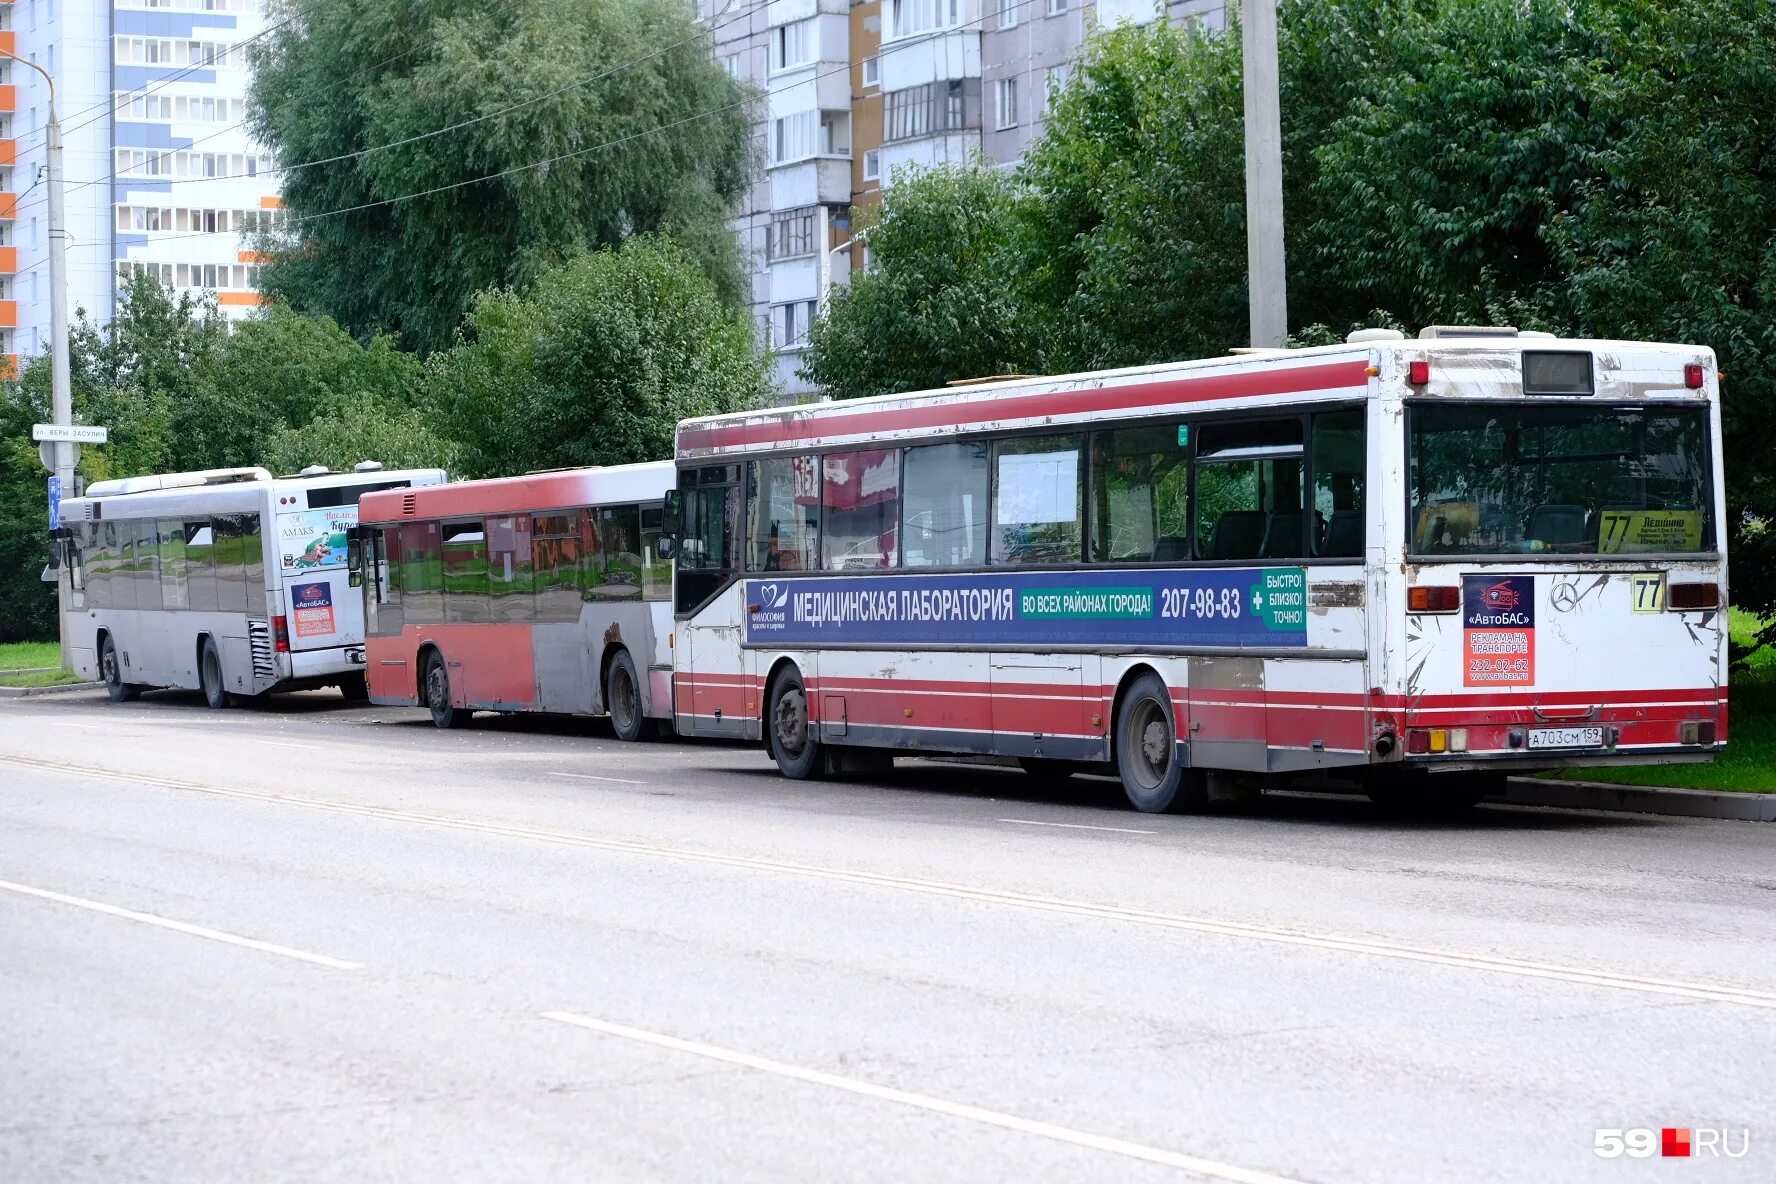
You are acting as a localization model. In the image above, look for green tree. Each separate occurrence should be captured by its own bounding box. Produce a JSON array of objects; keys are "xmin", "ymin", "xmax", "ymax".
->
[
  {"xmin": 429, "ymin": 236, "xmax": 771, "ymax": 478},
  {"xmin": 262, "ymin": 395, "xmax": 456, "ymax": 476},
  {"xmin": 802, "ymin": 160, "xmax": 1029, "ymax": 400},
  {"xmin": 171, "ymin": 301, "xmax": 428, "ymax": 472},
  {"xmin": 250, "ymin": 0, "xmax": 756, "ymax": 353}
]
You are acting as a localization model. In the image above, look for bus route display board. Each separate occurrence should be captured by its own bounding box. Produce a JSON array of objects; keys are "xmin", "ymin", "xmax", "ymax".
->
[{"xmin": 742, "ymin": 568, "xmax": 1308, "ymax": 648}]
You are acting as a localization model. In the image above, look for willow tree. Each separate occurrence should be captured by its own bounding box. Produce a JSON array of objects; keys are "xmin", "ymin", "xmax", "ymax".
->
[{"xmin": 249, "ymin": 0, "xmax": 755, "ymax": 352}]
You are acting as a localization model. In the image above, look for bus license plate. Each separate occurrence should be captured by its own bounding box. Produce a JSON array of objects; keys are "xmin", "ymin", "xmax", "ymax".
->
[{"xmin": 1528, "ymin": 726, "xmax": 1604, "ymax": 750}]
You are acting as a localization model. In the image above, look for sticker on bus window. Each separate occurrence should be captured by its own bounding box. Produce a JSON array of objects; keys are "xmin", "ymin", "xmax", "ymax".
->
[
  {"xmin": 1463, "ymin": 575, "xmax": 1535, "ymax": 687},
  {"xmin": 291, "ymin": 581, "xmax": 336, "ymax": 638},
  {"xmin": 280, "ymin": 508, "xmax": 355, "ymax": 570},
  {"xmin": 1597, "ymin": 509, "xmax": 1703, "ymax": 554}
]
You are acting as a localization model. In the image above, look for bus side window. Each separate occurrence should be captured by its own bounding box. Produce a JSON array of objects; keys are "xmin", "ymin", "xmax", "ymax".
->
[
  {"xmin": 676, "ymin": 466, "xmax": 741, "ymax": 616},
  {"xmin": 487, "ymin": 515, "xmax": 533, "ymax": 621},
  {"xmin": 186, "ymin": 520, "xmax": 218, "ymax": 611},
  {"xmin": 375, "ymin": 527, "xmax": 405, "ymax": 635},
  {"xmin": 639, "ymin": 504, "xmax": 671, "ymax": 601},
  {"xmin": 748, "ymin": 456, "xmax": 819, "ymax": 572},
  {"xmin": 901, "ymin": 442, "xmax": 988, "ymax": 568},
  {"xmin": 212, "ymin": 515, "xmax": 248, "ymax": 614},
  {"xmin": 240, "ymin": 513, "xmax": 267, "ymax": 618},
  {"xmin": 531, "ymin": 514, "xmax": 582, "ymax": 622},
  {"xmin": 441, "ymin": 521, "xmax": 489, "ymax": 623},
  {"xmin": 1311, "ymin": 409, "xmax": 1366, "ymax": 558},
  {"xmin": 1193, "ymin": 419, "xmax": 1306, "ymax": 561},
  {"xmin": 85, "ymin": 521, "xmax": 115, "ymax": 610}
]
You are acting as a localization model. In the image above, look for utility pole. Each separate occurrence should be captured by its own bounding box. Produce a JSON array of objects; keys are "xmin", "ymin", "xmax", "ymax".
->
[
  {"xmin": 1241, "ymin": 0, "xmax": 1288, "ymax": 348},
  {"xmin": 6, "ymin": 51, "xmax": 74, "ymax": 669}
]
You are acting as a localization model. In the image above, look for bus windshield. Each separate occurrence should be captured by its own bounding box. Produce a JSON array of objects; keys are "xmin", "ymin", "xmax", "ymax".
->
[{"xmin": 1409, "ymin": 403, "xmax": 1712, "ymax": 556}]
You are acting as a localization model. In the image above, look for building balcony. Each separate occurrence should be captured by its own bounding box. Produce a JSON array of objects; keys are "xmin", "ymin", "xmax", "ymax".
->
[
  {"xmin": 770, "ymin": 156, "xmax": 852, "ymax": 207},
  {"xmin": 0, "ymin": 86, "xmax": 14, "ymax": 114},
  {"xmin": 768, "ymin": 58, "xmax": 853, "ymax": 114},
  {"xmin": 0, "ymin": 32, "xmax": 15, "ymax": 56},
  {"xmin": 1, "ymin": 356, "xmax": 16, "ymax": 382},
  {"xmin": 0, "ymin": 141, "xmax": 14, "ymax": 168},
  {"xmin": 0, "ymin": 246, "xmax": 16, "ymax": 273},
  {"xmin": 0, "ymin": 301, "xmax": 17, "ymax": 328},
  {"xmin": 0, "ymin": 192, "xmax": 15, "ymax": 220},
  {"xmin": 879, "ymin": 29, "xmax": 979, "ymax": 90}
]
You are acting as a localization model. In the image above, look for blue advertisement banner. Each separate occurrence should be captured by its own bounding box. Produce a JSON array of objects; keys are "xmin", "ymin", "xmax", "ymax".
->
[{"xmin": 743, "ymin": 568, "xmax": 1308, "ymax": 648}]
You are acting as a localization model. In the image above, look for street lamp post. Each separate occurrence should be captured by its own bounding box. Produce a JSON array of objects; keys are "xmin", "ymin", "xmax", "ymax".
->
[{"xmin": 5, "ymin": 51, "xmax": 74, "ymax": 669}]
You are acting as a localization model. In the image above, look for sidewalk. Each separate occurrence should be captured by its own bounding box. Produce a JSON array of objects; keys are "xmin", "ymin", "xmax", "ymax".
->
[{"xmin": 1497, "ymin": 777, "xmax": 1776, "ymax": 822}]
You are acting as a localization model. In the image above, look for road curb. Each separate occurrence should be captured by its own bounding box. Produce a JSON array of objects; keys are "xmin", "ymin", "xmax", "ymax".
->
[
  {"xmin": 0, "ymin": 681, "xmax": 102, "ymax": 698},
  {"xmin": 1501, "ymin": 777, "xmax": 1776, "ymax": 822}
]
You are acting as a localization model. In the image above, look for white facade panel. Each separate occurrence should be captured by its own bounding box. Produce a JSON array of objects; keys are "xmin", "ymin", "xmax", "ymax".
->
[
  {"xmin": 880, "ymin": 30, "xmax": 980, "ymax": 89},
  {"xmin": 879, "ymin": 131, "xmax": 981, "ymax": 176},
  {"xmin": 770, "ymin": 256, "xmax": 821, "ymax": 304}
]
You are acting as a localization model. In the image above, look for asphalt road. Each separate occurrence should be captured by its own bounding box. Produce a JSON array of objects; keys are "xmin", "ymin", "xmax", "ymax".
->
[{"xmin": 2, "ymin": 687, "xmax": 1772, "ymax": 1184}]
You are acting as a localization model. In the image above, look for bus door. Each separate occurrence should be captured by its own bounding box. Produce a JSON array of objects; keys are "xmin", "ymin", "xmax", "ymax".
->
[
  {"xmin": 673, "ymin": 465, "xmax": 748, "ymax": 738},
  {"xmin": 275, "ymin": 507, "xmax": 362, "ymax": 651},
  {"xmin": 1403, "ymin": 399, "xmax": 1725, "ymax": 760}
]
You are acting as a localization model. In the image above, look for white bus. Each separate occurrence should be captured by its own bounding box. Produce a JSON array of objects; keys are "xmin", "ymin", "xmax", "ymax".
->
[
  {"xmin": 665, "ymin": 328, "xmax": 1728, "ymax": 812},
  {"xmin": 54, "ymin": 463, "xmax": 448, "ymax": 706}
]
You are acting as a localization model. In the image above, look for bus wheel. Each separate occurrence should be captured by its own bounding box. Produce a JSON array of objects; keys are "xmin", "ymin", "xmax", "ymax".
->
[
  {"xmin": 767, "ymin": 668, "xmax": 825, "ymax": 780},
  {"xmin": 100, "ymin": 636, "xmax": 140, "ymax": 703},
  {"xmin": 1115, "ymin": 673, "xmax": 1206, "ymax": 814},
  {"xmin": 199, "ymin": 638, "xmax": 230, "ymax": 710},
  {"xmin": 605, "ymin": 650, "xmax": 650, "ymax": 742},
  {"xmin": 423, "ymin": 652, "xmax": 467, "ymax": 730}
]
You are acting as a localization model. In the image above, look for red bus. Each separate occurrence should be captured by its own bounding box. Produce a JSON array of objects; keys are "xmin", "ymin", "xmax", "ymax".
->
[{"xmin": 354, "ymin": 462, "xmax": 676, "ymax": 737}]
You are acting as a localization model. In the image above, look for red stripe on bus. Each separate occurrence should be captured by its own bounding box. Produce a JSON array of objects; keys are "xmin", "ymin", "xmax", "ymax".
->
[{"xmin": 679, "ymin": 360, "xmax": 1373, "ymax": 452}]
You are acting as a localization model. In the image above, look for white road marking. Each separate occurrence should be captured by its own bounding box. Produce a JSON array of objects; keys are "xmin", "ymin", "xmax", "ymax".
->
[
  {"xmin": 35, "ymin": 720, "xmax": 102, "ymax": 730},
  {"xmin": 547, "ymin": 771, "xmax": 649, "ymax": 786},
  {"xmin": 0, "ymin": 878, "xmax": 360, "ymax": 970},
  {"xmin": 5, "ymin": 753, "xmax": 1775, "ymax": 1010},
  {"xmin": 253, "ymin": 740, "xmax": 330, "ymax": 752},
  {"xmin": 999, "ymin": 818, "xmax": 1157, "ymax": 835},
  {"xmin": 541, "ymin": 1011, "xmax": 1306, "ymax": 1184}
]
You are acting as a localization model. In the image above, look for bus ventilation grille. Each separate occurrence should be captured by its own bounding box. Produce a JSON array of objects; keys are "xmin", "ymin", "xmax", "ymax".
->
[
  {"xmin": 401, "ymin": 493, "xmax": 417, "ymax": 517},
  {"xmin": 248, "ymin": 620, "xmax": 276, "ymax": 679}
]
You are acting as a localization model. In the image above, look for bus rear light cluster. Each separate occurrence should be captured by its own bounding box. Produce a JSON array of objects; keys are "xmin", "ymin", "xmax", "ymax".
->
[
  {"xmin": 1406, "ymin": 728, "xmax": 1468, "ymax": 755},
  {"xmin": 272, "ymin": 615, "xmax": 290, "ymax": 653},
  {"xmin": 1407, "ymin": 585, "xmax": 1460, "ymax": 613},
  {"xmin": 1408, "ymin": 359, "xmax": 1430, "ymax": 385},
  {"xmin": 1684, "ymin": 363, "xmax": 1706, "ymax": 389},
  {"xmin": 1680, "ymin": 721, "xmax": 1718, "ymax": 746},
  {"xmin": 1667, "ymin": 583, "xmax": 1720, "ymax": 611}
]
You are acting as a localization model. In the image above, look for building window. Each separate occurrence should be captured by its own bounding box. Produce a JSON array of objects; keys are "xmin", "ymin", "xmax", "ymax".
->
[
  {"xmin": 772, "ymin": 300, "xmax": 818, "ymax": 349},
  {"xmin": 1044, "ymin": 64, "xmax": 1071, "ymax": 111},
  {"xmin": 994, "ymin": 78, "xmax": 1018, "ymax": 130},
  {"xmin": 771, "ymin": 18, "xmax": 815, "ymax": 72},
  {"xmin": 889, "ymin": 0, "xmax": 961, "ymax": 39},
  {"xmin": 1046, "ymin": 0, "xmax": 1067, "ymax": 14},
  {"xmin": 723, "ymin": 53, "xmax": 743, "ymax": 79},
  {"xmin": 768, "ymin": 207, "xmax": 817, "ymax": 262},
  {"xmin": 999, "ymin": 0, "xmax": 1019, "ymax": 27},
  {"xmin": 862, "ymin": 56, "xmax": 879, "ymax": 88},
  {"xmin": 862, "ymin": 149, "xmax": 881, "ymax": 182},
  {"xmin": 771, "ymin": 111, "xmax": 818, "ymax": 164},
  {"xmin": 820, "ymin": 110, "xmax": 850, "ymax": 154},
  {"xmin": 883, "ymin": 79, "xmax": 975, "ymax": 142}
]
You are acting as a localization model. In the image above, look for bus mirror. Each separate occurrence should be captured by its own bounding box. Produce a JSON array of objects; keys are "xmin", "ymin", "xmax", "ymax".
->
[
  {"xmin": 662, "ymin": 489, "xmax": 683, "ymax": 539},
  {"xmin": 45, "ymin": 539, "xmax": 62, "ymax": 571},
  {"xmin": 657, "ymin": 536, "xmax": 678, "ymax": 560},
  {"xmin": 346, "ymin": 533, "xmax": 363, "ymax": 574}
]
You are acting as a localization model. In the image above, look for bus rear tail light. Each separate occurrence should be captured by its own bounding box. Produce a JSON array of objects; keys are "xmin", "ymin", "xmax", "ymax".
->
[
  {"xmin": 1406, "ymin": 727, "xmax": 1468, "ymax": 756},
  {"xmin": 1684, "ymin": 363, "xmax": 1705, "ymax": 389},
  {"xmin": 272, "ymin": 615, "xmax": 290, "ymax": 653},
  {"xmin": 1408, "ymin": 359, "xmax": 1430, "ymax": 385},
  {"xmin": 1407, "ymin": 585, "xmax": 1460, "ymax": 613},
  {"xmin": 1667, "ymin": 583, "xmax": 1720, "ymax": 611},
  {"xmin": 1680, "ymin": 721, "xmax": 1717, "ymax": 746}
]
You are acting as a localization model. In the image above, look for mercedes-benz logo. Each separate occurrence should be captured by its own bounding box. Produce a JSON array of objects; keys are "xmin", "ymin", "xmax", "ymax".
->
[{"xmin": 1551, "ymin": 580, "xmax": 1579, "ymax": 612}]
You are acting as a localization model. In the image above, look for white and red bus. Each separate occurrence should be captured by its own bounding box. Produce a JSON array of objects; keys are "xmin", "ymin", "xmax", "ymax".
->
[
  {"xmin": 354, "ymin": 462, "xmax": 675, "ymax": 737},
  {"xmin": 664, "ymin": 328, "xmax": 1728, "ymax": 811},
  {"xmin": 54, "ymin": 463, "xmax": 448, "ymax": 705}
]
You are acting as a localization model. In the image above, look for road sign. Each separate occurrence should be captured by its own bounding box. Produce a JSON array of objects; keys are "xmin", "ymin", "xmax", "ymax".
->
[
  {"xmin": 47, "ymin": 475, "xmax": 61, "ymax": 529},
  {"xmin": 38, "ymin": 441, "xmax": 81, "ymax": 473},
  {"xmin": 33, "ymin": 423, "xmax": 108, "ymax": 444}
]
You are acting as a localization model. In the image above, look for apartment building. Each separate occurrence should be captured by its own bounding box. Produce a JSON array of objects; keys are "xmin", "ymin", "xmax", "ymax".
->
[
  {"xmin": 1, "ymin": 0, "xmax": 277, "ymax": 378},
  {"xmin": 708, "ymin": 0, "xmax": 1223, "ymax": 401}
]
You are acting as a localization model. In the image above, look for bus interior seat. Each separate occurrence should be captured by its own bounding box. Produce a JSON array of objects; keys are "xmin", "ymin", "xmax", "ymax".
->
[
  {"xmin": 1527, "ymin": 504, "xmax": 1588, "ymax": 546},
  {"xmin": 1152, "ymin": 537, "xmax": 1191, "ymax": 562},
  {"xmin": 1321, "ymin": 509, "xmax": 1363, "ymax": 557},
  {"xmin": 1208, "ymin": 511, "xmax": 1267, "ymax": 560},
  {"xmin": 1259, "ymin": 511, "xmax": 1304, "ymax": 558}
]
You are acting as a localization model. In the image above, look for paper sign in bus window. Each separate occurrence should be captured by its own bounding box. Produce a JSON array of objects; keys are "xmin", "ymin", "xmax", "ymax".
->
[
  {"xmin": 1463, "ymin": 575, "xmax": 1535, "ymax": 686},
  {"xmin": 291, "ymin": 580, "xmax": 336, "ymax": 638}
]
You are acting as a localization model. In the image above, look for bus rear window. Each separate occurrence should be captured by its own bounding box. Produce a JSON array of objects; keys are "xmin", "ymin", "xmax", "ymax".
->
[{"xmin": 1409, "ymin": 404, "xmax": 1712, "ymax": 555}]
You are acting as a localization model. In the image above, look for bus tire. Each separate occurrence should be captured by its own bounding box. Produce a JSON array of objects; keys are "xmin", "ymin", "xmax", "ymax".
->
[
  {"xmin": 767, "ymin": 667, "xmax": 825, "ymax": 781},
  {"xmin": 199, "ymin": 637, "xmax": 230, "ymax": 710},
  {"xmin": 423, "ymin": 651, "xmax": 468, "ymax": 730},
  {"xmin": 100, "ymin": 635, "xmax": 140, "ymax": 703},
  {"xmin": 1114, "ymin": 673, "xmax": 1206, "ymax": 814},
  {"xmin": 339, "ymin": 673, "xmax": 370, "ymax": 703},
  {"xmin": 605, "ymin": 649, "xmax": 650, "ymax": 742}
]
